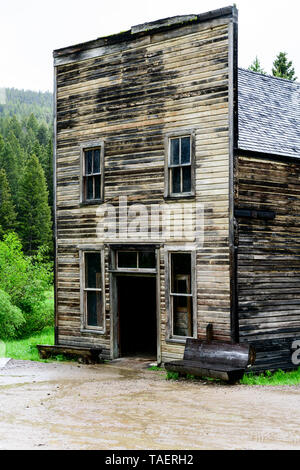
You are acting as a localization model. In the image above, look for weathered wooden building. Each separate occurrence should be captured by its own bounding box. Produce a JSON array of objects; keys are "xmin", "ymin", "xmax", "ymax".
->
[{"xmin": 53, "ymin": 5, "xmax": 300, "ymax": 371}]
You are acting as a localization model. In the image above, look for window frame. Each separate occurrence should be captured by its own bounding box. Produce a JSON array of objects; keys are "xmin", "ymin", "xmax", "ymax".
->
[
  {"xmin": 80, "ymin": 140, "xmax": 104, "ymax": 205},
  {"xmin": 164, "ymin": 130, "xmax": 196, "ymax": 199},
  {"xmin": 165, "ymin": 249, "xmax": 197, "ymax": 343},
  {"xmin": 79, "ymin": 248, "xmax": 106, "ymax": 334},
  {"xmin": 109, "ymin": 246, "xmax": 158, "ymax": 274}
]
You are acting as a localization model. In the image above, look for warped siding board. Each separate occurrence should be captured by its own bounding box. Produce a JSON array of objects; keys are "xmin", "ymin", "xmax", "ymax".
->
[
  {"xmin": 236, "ymin": 154, "xmax": 300, "ymax": 370},
  {"xmin": 55, "ymin": 15, "xmax": 234, "ymax": 360}
]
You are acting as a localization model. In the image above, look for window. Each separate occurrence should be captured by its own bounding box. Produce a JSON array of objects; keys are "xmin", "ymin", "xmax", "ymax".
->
[
  {"xmin": 169, "ymin": 252, "xmax": 194, "ymax": 338},
  {"xmin": 165, "ymin": 132, "xmax": 195, "ymax": 198},
  {"xmin": 116, "ymin": 250, "xmax": 156, "ymax": 271},
  {"xmin": 81, "ymin": 251, "xmax": 104, "ymax": 330},
  {"xmin": 80, "ymin": 141, "xmax": 104, "ymax": 203}
]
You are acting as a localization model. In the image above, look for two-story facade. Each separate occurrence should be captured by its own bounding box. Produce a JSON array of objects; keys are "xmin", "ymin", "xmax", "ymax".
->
[{"xmin": 53, "ymin": 6, "xmax": 300, "ymax": 370}]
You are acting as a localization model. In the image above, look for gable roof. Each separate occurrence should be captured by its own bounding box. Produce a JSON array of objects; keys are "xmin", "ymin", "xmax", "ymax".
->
[{"xmin": 238, "ymin": 68, "xmax": 300, "ymax": 158}]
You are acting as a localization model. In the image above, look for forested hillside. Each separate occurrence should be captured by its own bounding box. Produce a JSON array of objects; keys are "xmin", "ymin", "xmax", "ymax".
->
[
  {"xmin": 0, "ymin": 88, "xmax": 53, "ymax": 123},
  {"xmin": 0, "ymin": 107, "xmax": 53, "ymax": 255},
  {"xmin": 0, "ymin": 88, "xmax": 54, "ymax": 340}
]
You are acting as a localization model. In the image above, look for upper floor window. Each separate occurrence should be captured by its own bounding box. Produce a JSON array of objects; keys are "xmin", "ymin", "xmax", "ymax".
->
[
  {"xmin": 165, "ymin": 132, "xmax": 195, "ymax": 198},
  {"xmin": 80, "ymin": 141, "xmax": 104, "ymax": 204}
]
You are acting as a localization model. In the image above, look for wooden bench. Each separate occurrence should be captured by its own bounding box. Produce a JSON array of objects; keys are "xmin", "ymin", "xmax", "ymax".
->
[
  {"xmin": 37, "ymin": 344, "xmax": 103, "ymax": 364},
  {"xmin": 165, "ymin": 335, "xmax": 256, "ymax": 383}
]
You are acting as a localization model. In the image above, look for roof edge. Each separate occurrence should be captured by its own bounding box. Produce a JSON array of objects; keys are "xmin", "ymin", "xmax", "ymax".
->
[{"xmin": 53, "ymin": 5, "xmax": 237, "ymax": 58}]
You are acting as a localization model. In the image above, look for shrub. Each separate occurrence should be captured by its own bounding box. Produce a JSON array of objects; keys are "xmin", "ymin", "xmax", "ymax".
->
[
  {"xmin": 0, "ymin": 289, "xmax": 24, "ymax": 339},
  {"xmin": 0, "ymin": 232, "xmax": 53, "ymax": 337}
]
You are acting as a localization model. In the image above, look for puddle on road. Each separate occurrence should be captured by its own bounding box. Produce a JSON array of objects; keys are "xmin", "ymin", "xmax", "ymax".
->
[{"xmin": 1, "ymin": 360, "xmax": 300, "ymax": 450}]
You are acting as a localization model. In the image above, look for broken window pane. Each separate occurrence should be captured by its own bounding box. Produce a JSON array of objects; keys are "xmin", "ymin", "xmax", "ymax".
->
[
  {"xmin": 173, "ymin": 295, "xmax": 193, "ymax": 337},
  {"xmin": 85, "ymin": 252, "xmax": 101, "ymax": 288},
  {"xmin": 171, "ymin": 253, "xmax": 191, "ymax": 291}
]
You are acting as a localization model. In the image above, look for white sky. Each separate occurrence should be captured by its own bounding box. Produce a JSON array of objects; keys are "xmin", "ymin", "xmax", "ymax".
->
[{"xmin": 0, "ymin": 0, "xmax": 299, "ymax": 92}]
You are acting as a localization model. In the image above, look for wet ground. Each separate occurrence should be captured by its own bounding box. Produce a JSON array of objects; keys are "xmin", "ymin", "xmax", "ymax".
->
[{"xmin": 0, "ymin": 357, "xmax": 300, "ymax": 450}]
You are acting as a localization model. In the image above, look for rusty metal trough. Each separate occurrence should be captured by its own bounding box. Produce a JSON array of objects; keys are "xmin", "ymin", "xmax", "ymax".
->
[{"xmin": 165, "ymin": 335, "xmax": 256, "ymax": 383}]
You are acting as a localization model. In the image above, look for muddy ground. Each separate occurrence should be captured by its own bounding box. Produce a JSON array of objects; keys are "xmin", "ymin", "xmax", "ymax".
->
[{"xmin": 0, "ymin": 357, "xmax": 300, "ymax": 450}]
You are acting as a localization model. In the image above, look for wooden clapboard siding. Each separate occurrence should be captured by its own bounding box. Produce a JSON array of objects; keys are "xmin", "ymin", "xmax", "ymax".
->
[
  {"xmin": 55, "ymin": 14, "xmax": 235, "ymax": 361},
  {"xmin": 236, "ymin": 154, "xmax": 300, "ymax": 370}
]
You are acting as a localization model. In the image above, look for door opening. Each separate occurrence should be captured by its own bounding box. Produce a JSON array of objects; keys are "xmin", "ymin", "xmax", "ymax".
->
[{"xmin": 117, "ymin": 276, "xmax": 157, "ymax": 358}]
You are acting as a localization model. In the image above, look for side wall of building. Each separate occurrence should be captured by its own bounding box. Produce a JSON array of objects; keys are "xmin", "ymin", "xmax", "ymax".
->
[
  {"xmin": 55, "ymin": 14, "xmax": 236, "ymax": 362},
  {"xmin": 236, "ymin": 153, "xmax": 300, "ymax": 370}
]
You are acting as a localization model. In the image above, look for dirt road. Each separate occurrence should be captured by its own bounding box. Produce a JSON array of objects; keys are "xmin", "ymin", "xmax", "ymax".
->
[{"xmin": 0, "ymin": 358, "xmax": 299, "ymax": 450}]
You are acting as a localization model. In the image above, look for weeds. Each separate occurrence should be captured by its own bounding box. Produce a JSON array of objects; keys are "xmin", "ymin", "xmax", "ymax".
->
[{"xmin": 240, "ymin": 367, "xmax": 300, "ymax": 386}]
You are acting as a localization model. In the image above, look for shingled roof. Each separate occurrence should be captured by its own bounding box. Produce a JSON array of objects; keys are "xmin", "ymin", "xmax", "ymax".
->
[{"xmin": 238, "ymin": 68, "xmax": 300, "ymax": 158}]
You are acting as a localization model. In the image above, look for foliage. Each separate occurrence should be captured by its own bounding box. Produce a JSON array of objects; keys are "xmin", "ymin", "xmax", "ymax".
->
[
  {"xmin": 272, "ymin": 52, "xmax": 297, "ymax": 81},
  {"xmin": 166, "ymin": 371, "xmax": 179, "ymax": 380},
  {"xmin": 240, "ymin": 367, "xmax": 300, "ymax": 386},
  {"xmin": 0, "ymin": 233, "xmax": 53, "ymax": 337},
  {"xmin": 4, "ymin": 326, "xmax": 54, "ymax": 362},
  {"xmin": 0, "ymin": 168, "xmax": 17, "ymax": 234},
  {"xmin": 148, "ymin": 365, "xmax": 164, "ymax": 371},
  {"xmin": 248, "ymin": 56, "xmax": 266, "ymax": 74},
  {"xmin": 0, "ymin": 289, "xmax": 24, "ymax": 339},
  {"xmin": 0, "ymin": 88, "xmax": 53, "ymax": 124},
  {"xmin": 17, "ymin": 154, "xmax": 52, "ymax": 255}
]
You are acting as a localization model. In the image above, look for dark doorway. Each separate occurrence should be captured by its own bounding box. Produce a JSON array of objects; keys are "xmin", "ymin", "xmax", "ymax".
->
[{"xmin": 117, "ymin": 276, "xmax": 157, "ymax": 357}]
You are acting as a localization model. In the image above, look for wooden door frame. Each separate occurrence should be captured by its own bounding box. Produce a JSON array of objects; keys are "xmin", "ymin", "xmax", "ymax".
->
[{"xmin": 109, "ymin": 246, "xmax": 161, "ymax": 364}]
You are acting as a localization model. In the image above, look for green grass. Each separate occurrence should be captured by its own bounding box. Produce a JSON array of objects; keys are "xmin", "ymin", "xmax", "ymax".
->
[
  {"xmin": 148, "ymin": 365, "xmax": 164, "ymax": 371},
  {"xmin": 166, "ymin": 371, "xmax": 180, "ymax": 380},
  {"xmin": 4, "ymin": 326, "xmax": 54, "ymax": 362},
  {"xmin": 240, "ymin": 367, "xmax": 300, "ymax": 386}
]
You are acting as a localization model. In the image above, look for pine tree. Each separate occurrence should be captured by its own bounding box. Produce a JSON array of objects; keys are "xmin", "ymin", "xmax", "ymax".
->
[
  {"xmin": 0, "ymin": 168, "xmax": 17, "ymax": 234},
  {"xmin": 17, "ymin": 154, "xmax": 52, "ymax": 255},
  {"xmin": 272, "ymin": 52, "xmax": 297, "ymax": 81},
  {"xmin": 248, "ymin": 57, "xmax": 266, "ymax": 75},
  {"xmin": 0, "ymin": 139, "xmax": 19, "ymax": 202}
]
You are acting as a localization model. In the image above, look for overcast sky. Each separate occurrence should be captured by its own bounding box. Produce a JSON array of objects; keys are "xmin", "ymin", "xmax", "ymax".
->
[{"xmin": 0, "ymin": 0, "xmax": 299, "ymax": 92}]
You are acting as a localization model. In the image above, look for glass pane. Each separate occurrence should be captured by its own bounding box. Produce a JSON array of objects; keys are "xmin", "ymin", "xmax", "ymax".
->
[
  {"xmin": 172, "ymin": 167, "xmax": 181, "ymax": 194},
  {"xmin": 118, "ymin": 251, "xmax": 137, "ymax": 268},
  {"xmin": 173, "ymin": 296, "xmax": 192, "ymax": 337},
  {"xmin": 170, "ymin": 138, "xmax": 179, "ymax": 165},
  {"xmin": 95, "ymin": 176, "xmax": 101, "ymax": 199},
  {"xmin": 86, "ymin": 291, "xmax": 102, "ymax": 327},
  {"xmin": 139, "ymin": 251, "xmax": 156, "ymax": 269},
  {"xmin": 85, "ymin": 252, "xmax": 101, "ymax": 288},
  {"xmin": 182, "ymin": 166, "xmax": 191, "ymax": 193},
  {"xmin": 181, "ymin": 137, "xmax": 191, "ymax": 164},
  {"xmin": 93, "ymin": 149, "xmax": 100, "ymax": 173},
  {"xmin": 87, "ymin": 176, "xmax": 93, "ymax": 200},
  {"xmin": 171, "ymin": 253, "xmax": 191, "ymax": 293},
  {"xmin": 85, "ymin": 150, "xmax": 93, "ymax": 175}
]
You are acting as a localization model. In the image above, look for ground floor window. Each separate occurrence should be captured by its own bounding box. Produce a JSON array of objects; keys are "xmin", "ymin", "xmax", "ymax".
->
[
  {"xmin": 80, "ymin": 250, "xmax": 105, "ymax": 331},
  {"xmin": 169, "ymin": 251, "xmax": 195, "ymax": 339}
]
